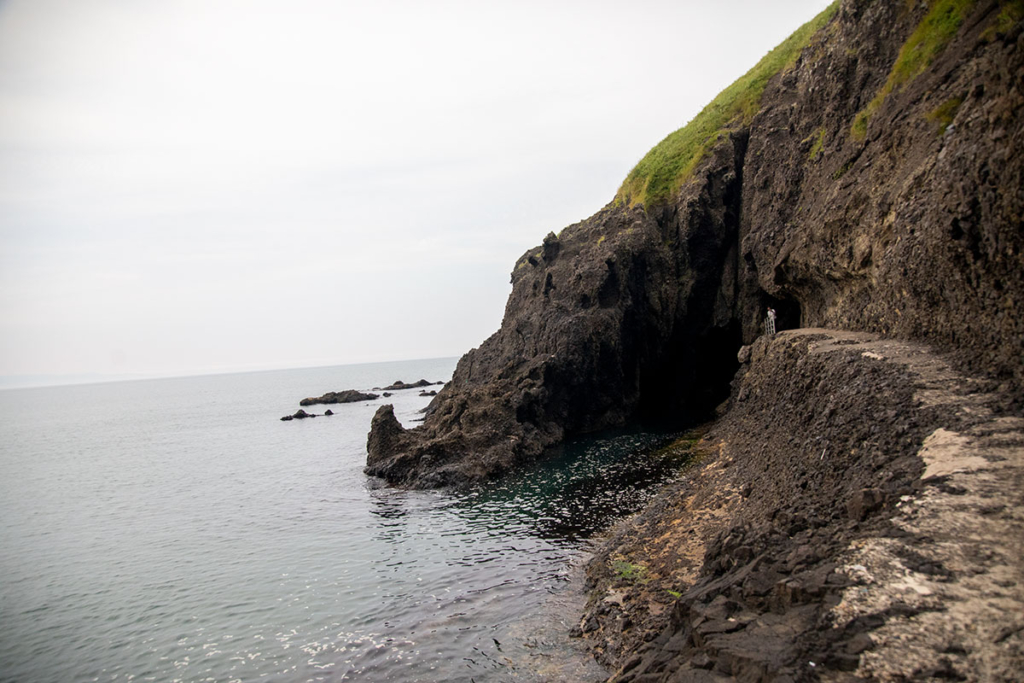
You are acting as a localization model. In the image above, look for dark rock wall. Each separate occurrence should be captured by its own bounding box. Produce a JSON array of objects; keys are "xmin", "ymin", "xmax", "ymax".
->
[
  {"xmin": 367, "ymin": 0, "xmax": 1024, "ymax": 487},
  {"xmin": 741, "ymin": 0, "xmax": 1023, "ymax": 396}
]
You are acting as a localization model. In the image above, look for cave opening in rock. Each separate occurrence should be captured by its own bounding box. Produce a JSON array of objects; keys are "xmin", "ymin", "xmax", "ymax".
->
[
  {"xmin": 636, "ymin": 320, "xmax": 744, "ymax": 428},
  {"xmin": 763, "ymin": 292, "xmax": 802, "ymax": 333},
  {"xmin": 691, "ymin": 320, "xmax": 744, "ymax": 416}
]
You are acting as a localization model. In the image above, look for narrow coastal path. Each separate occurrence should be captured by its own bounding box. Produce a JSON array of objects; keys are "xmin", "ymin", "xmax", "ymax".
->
[
  {"xmin": 811, "ymin": 331, "xmax": 1024, "ymax": 681},
  {"xmin": 582, "ymin": 329, "xmax": 1024, "ymax": 682}
]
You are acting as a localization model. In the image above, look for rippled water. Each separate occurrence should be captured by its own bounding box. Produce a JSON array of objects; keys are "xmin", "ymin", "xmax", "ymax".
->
[{"xmin": 0, "ymin": 360, "xmax": 686, "ymax": 682}]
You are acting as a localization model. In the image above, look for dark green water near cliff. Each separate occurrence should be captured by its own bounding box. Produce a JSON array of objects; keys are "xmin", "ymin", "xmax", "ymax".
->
[{"xmin": 0, "ymin": 359, "xmax": 686, "ymax": 682}]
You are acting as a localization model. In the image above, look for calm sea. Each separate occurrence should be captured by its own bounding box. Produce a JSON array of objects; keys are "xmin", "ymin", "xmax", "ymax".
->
[{"xmin": 0, "ymin": 358, "xmax": 683, "ymax": 682}]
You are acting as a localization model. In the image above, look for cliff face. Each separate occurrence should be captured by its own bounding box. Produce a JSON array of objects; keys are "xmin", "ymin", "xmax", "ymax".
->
[
  {"xmin": 367, "ymin": 0, "xmax": 1023, "ymax": 488},
  {"xmin": 740, "ymin": 0, "xmax": 1023, "ymax": 395}
]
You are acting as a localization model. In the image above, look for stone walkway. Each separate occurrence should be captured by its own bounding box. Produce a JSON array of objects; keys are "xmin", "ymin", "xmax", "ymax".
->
[{"xmin": 803, "ymin": 331, "xmax": 1024, "ymax": 681}]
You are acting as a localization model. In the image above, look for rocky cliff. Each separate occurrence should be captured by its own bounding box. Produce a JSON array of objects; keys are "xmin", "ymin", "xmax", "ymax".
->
[{"xmin": 366, "ymin": 0, "xmax": 1023, "ymax": 490}]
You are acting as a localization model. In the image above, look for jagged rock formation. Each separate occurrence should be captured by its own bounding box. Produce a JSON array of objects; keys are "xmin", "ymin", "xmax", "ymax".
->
[{"xmin": 366, "ymin": 0, "xmax": 1023, "ymax": 488}]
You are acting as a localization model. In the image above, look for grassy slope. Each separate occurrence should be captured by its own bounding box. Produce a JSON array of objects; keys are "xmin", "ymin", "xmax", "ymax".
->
[{"xmin": 615, "ymin": 2, "xmax": 839, "ymax": 209}]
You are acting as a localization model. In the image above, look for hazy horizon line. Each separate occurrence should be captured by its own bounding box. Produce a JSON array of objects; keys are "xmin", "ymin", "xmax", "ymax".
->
[{"xmin": 0, "ymin": 354, "xmax": 461, "ymax": 391}]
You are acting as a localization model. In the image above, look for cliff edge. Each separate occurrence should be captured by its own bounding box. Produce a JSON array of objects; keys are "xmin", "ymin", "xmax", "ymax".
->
[{"xmin": 366, "ymin": 0, "xmax": 1023, "ymax": 488}]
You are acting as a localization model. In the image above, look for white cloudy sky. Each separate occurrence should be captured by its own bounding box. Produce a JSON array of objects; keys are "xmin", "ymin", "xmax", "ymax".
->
[{"xmin": 0, "ymin": 0, "xmax": 832, "ymax": 384}]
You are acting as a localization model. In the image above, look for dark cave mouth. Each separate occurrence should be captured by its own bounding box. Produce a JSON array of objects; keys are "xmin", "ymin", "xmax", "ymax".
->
[
  {"xmin": 694, "ymin": 321, "xmax": 744, "ymax": 408},
  {"xmin": 630, "ymin": 292, "xmax": 802, "ymax": 431},
  {"xmin": 635, "ymin": 321, "xmax": 744, "ymax": 428},
  {"xmin": 631, "ymin": 290, "xmax": 802, "ymax": 431},
  {"xmin": 763, "ymin": 292, "xmax": 802, "ymax": 333}
]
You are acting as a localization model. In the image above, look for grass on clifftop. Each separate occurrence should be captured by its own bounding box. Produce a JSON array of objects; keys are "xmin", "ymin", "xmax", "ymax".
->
[
  {"xmin": 615, "ymin": 1, "xmax": 839, "ymax": 209},
  {"xmin": 851, "ymin": 0, "xmax": 976, "ymax": 139}
]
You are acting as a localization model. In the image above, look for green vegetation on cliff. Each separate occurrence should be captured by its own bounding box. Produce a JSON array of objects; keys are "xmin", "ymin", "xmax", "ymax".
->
[
  {"xmin": 852, "ymin": 0, "xmax": 976, "ymax": 139},
  {"xmin": 616, "ymin": 1, "xmax": 839, "ymax": 208},
  {"xmin": 806, "ymin": 126, "xmax": 827, "ymax": 160},
  {"xmin": 927, "ymin": 95, "xmax": 963, "ymax": 135},
  {"xmin": 982, "ymin": 0, "xmax": 1024, "ymax": 40}
]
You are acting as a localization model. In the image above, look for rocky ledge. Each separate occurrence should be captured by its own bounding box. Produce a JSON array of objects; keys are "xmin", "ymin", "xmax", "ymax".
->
[{"xmin": 580, "ymin": 329, "xmax": 1023, "ymax": 681}]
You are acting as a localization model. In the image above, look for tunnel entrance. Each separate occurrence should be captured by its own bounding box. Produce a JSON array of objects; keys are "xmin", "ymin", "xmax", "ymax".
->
[{"xmin": 762, "ymin": 292, "xmax": 802, "ymax": 334}]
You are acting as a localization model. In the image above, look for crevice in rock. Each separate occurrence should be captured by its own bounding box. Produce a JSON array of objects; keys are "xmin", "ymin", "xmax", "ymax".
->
[{"xmin": 635, "ymin": 133, "xmax": 748, "ymax": 428}]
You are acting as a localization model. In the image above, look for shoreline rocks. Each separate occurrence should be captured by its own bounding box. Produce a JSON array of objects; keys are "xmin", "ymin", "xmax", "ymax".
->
[{"xmin": 353, "ymin": 0, "xmax": 1024, "ymax": 678}]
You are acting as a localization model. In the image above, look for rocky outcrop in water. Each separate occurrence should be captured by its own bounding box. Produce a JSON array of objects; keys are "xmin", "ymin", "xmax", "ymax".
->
[
  {"xmin": 366, "ymin": 0, "xmax": 1022, "ymax": 489},
  {"xmin": 373, "ymin": 380, "xmax": 443, "ymax": 391},
  {"xmin": 300, "ymin": 390, "xmax": 379, "ymax": 406}
]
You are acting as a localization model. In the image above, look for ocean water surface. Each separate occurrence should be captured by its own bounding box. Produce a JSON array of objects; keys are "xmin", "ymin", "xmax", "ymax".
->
[{"xmin": 0, "ymin": 359, "xmax": 685, "ymax": 682}]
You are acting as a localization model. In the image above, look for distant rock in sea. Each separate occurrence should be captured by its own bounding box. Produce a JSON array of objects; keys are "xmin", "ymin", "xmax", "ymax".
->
[
  {"xmin": 281, "ymin": 409, "xmax": 317, "ymax": 421},
  {"xmin": 373, "ymin": 379, "xmax": 443, "ymax": 391},
  {"xmin": 300, "ymin": 390, "xmax": 379, "ymax": 406}
]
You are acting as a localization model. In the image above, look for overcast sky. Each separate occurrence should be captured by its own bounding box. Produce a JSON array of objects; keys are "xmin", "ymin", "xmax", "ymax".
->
[{"xmin": 0, "ymin": 0, "xmax": 832, "ymax": 385}]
